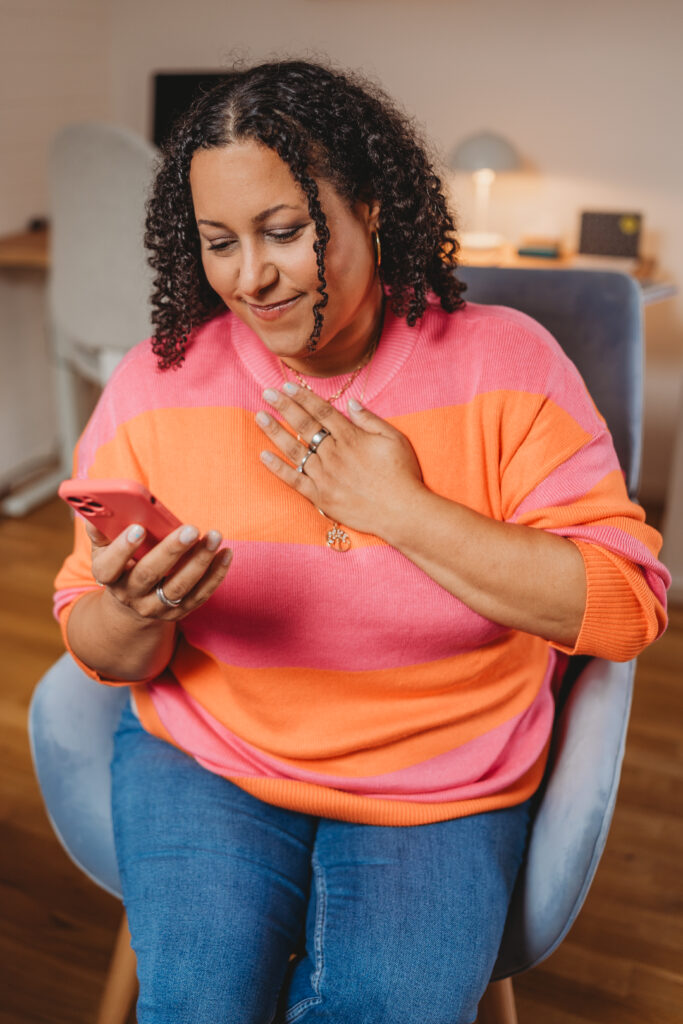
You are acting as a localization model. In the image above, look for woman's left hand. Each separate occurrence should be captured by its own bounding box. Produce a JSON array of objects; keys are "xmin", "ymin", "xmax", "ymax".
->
[{"xmin": 256, "ymin": 383, "xmax": 424, "ymax": 540}]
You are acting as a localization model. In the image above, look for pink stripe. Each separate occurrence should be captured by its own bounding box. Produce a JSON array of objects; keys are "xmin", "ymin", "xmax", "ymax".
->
[
  {"xmin": 74, "ymin": 300, "xmax": 603, "ymax": 478},
  {"xmin": 546, "ymin": 523, "xmax": 670, "ymax": 601},
  {"xmin": 147, "ymin": 650, "xmax": 555, "ymax": 802},
  {"xmin": 53, "ymin": 585, "xmax": 99, "ymax": 620},
  {"xmin": 74, "ymin": 306, "xmax": 419, "ymax": 475},
  {"xmin": 370, "ymin": 302, "xmax": 605, "ymax": 436},
  {"xmin": 182, "ymin": 541, "xmax": 506, "ymax": 671},
  {"xmin": 510, "ymin": 431, "xmax": 623, "ymax": 521}
]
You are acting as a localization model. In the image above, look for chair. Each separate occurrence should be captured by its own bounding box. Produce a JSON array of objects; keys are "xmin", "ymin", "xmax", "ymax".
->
[
  {"xmin": 48, "ymin": 121, "xmax": 157, "ymax": 475},
  {"xmin": 29, "ymin": 268, "xmax": 645, "ymax": 1024}
]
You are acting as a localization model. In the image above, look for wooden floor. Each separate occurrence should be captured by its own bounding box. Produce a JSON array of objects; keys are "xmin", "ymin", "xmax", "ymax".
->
[{"xmin": 1, "ymin": 498, "xmax": 681, "ymax": 1023}]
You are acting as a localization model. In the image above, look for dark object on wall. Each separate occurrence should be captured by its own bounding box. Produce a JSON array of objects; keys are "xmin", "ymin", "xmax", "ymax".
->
[
  {"xmin": 152, "ymin": 72, "xmax": 229, "ymax": 147},
  {"xmin": 578, "ymin": 212, "xmax": 642, "ymax": 258}
]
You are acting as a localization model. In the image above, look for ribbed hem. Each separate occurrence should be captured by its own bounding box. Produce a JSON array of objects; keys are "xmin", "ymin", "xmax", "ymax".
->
[{"xmin": 220, "ymin": 743, "xmax": 549, "ymax": 826}]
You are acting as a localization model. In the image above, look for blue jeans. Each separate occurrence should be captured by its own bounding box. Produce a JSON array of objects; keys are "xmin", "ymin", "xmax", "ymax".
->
[{"xmin": 111, "ymin": 701, "xmax": 532, "ymax": 1024}]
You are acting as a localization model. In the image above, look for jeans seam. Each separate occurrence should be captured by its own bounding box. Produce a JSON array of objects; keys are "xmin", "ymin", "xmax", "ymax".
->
[{"xmin": 284, "ymin": 846, "xmax": 326, "ymax": 1021}]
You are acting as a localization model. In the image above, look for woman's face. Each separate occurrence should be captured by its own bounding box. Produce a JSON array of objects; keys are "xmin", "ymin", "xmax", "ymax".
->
[{"xmin": 190, "ymin": 140, "xmax": 382, "ymax": 376}]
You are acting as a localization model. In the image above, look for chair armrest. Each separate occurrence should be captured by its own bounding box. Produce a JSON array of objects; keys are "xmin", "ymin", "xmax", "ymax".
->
[{"xmin": 493, "ymin": 656, "xmax": 635, "ymax": 978}]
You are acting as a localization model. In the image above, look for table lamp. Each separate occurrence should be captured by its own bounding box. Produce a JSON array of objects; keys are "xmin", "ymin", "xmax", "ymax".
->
[{"xmin": 449, "ymin": 131, "xmax": 521, "ymax": 249}]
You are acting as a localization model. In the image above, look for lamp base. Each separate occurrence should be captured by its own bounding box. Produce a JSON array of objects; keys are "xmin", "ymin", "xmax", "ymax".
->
[{"xmin": 460, "ymin": 231, "xmax": 505, "ymax": 250}]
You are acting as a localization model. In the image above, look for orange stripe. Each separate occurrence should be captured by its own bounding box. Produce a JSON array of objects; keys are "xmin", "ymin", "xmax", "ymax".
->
[
  {"xmin": 84, "ymin": 393, "xmax": 590, "ymax": 546},
  {"xmin": 174, "ymin": 632, "xmax": 549, "ymax": 775}
]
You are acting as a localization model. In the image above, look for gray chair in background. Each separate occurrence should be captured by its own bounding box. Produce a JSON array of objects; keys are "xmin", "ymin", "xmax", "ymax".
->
[
  {"xmin": 49, "ymin": 121, "xmax": 157, "ymax": 474},
  {"xmin": 30, "ymin": 268, "xmax": 646, "ymax": 1024}
]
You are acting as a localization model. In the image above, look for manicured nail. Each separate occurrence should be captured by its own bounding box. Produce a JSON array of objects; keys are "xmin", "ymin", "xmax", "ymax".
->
[
  {"xmin": 283, "ymin": 382, "xmax": 298, "ymax": 395},
  {"xmin": 205, "ymin": 530, "xmax": 221, "ymax": 551},
  {"xmin": 127, "ymin": 524, "xmax": 144, "ymax": 543},
  {"xmin": 179, "ymin": 525, "xmax": 199, "ymax": 545},
  {"xmin": 348, "ymin": 398, "xmax": 362, "ymax": 412},
  {"xmin": 255, "ymin": 411, "xmax": 271, "ymax": 427},
  {"xmin": 261, "ymin": 450, "xmax": 275, "ymax": 464},
  {"xmin": 221, "ymin": 548, "xmax": 233, "ymax": 566},
  {"xmin": 263, "ymin": 388, "xmax": 279, "ymax": 403}
]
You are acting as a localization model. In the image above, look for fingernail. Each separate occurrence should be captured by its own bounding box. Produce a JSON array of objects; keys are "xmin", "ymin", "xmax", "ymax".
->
[
  {"xmin": 179, "ymin": 525, "xmax": 199, "ymax": 545},
  {"xmin": 261, "ymin": 450, "xmax": 275, "ymax": 464},
  {"xmin": 283, "ymin": 382, "xmax": 298, "ymax": 395},
  {"xmin": 263, "ymin": 388, "xmax": 279, "ymax": 403},
  {"xmin": 255, "ymin": 411, "xmax": 271, "ymax": 427},
  {"xmin": 348, "ymin": 398, "xmax": 362, "ymax": 412},
  {"xmin": 205, "ymin": 530, "xmax": 221, "ymax": 551},
  {"xmin": 221, "ymin": 548, "xmax": 233, "ymax": 566},
  {"xmin": 127, "ymin": 524, "xmax": 144, "ymax": 543}
]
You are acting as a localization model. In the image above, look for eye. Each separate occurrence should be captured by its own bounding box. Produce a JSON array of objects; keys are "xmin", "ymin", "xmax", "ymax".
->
[
  {"xmin": 206, "ymin": 239, "xmax": 236, "ymax": 252},
  {"xmin": 268, "ymin": 226, "xmax": 306, "ymax": 243}
]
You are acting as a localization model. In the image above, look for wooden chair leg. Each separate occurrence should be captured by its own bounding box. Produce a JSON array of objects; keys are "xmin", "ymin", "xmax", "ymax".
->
[
  {"xmin": 476, "ymin": 977, "xmax": 518, "ymax": 1024},
  {"xmin": 96, "ymin": 911, "xmax": 138, "ymax": 1024}
]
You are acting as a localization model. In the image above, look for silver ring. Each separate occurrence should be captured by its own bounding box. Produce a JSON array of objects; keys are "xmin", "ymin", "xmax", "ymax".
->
[
  {"xmin": 156, "ymin": 580, "xmax": 183, "ymax": 608},
  {"xmin": 309, "ymin": 428, "xmax": 331, "ymax": 452},
  {"xmin": 297, "ymin": 449, "xmax": 317, "ymax": 474}
]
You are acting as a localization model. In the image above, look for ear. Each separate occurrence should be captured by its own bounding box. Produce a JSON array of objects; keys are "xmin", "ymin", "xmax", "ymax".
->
[
  {"xmin": 354, "ymin": 195, "xmax": 381, "ymax": 233},
  {"xmin": 367, "ymin": 198, "xmax": 381, "ymax": 233}
]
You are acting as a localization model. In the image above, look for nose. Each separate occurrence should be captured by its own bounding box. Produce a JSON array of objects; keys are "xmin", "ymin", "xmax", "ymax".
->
[{"xmin": 238, "ymin": 241, "xmax": 278, "ymax": 298}]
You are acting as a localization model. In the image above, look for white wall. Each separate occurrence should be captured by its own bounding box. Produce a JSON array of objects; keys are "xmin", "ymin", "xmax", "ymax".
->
[
  {"xmin": 0, "ymin": 0, "xmax": 112, "ymax": 234},
  {"xmin": 0, "ymin": 0, "xmax": 111, "ymax": 490}
]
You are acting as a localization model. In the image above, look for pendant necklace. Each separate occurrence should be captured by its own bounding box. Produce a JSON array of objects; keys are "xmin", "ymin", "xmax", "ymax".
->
[{"xmin": 280, "ymin": 319, "xmax": 382, "ymax": 553}]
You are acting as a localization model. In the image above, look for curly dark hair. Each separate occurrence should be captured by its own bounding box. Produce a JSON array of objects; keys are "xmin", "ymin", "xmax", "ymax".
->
[{"xmin": 145, "ymin": 58, "xmax": 466, "ymax": 369}]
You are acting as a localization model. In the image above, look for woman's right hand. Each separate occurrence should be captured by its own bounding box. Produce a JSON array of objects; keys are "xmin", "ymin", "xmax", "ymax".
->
[
  {"xmin": 87, "ymin": 521, "xmax": 233, "ymax": 622},
  {"xmin": 66, "ymin": 522, "xmax": 233, "ymax": 682}
]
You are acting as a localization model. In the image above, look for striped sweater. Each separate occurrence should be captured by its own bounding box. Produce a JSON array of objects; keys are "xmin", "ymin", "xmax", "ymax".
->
[{"xmin": 54, "ymin": 299, "xmax": 669, "ymax": 826}]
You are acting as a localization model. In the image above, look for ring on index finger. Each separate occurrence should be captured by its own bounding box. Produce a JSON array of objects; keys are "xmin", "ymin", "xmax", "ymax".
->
[{"xmin": 309, "ymin": 428, "xmax": 331, "ymax": 452}]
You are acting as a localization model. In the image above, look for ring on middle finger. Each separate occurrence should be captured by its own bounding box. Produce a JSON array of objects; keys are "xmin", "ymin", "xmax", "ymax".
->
[
  {"xmin": 309, "ymin": 428, "xmax": 331, "ymax": 452},
  {"xmin": 297, "ymin": 449, "xmax": 317, "ymax": 474},
  {"xmin": 156, "ymin": 579, "xmax": 183, "ymax": 608}
]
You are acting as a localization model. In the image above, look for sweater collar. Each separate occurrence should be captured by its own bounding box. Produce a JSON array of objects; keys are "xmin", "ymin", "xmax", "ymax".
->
[{"xmin": 228, "ymin": 302, "xmax": 422, "ymax": 406}]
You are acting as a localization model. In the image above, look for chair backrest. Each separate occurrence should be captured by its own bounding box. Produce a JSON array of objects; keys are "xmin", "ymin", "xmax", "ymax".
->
[
  {"xmin": 457, "ymin": 267, "xmax": 644, "ymax": 498},
  {"xmin": 48, "ymin": 122, "xmax": 158, "ymax": 357}
]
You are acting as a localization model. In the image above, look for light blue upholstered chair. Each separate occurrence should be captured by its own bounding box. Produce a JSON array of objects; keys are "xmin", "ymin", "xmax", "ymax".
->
[{"xmin": 29, "ymin": 268, "xmax": 645, "ymax": 1024}]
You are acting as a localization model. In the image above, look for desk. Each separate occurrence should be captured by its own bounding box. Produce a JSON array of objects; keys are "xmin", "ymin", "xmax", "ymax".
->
[
  {"xmin": 0, "ymin": 228, "xmax": 49, "ymax": 270},
  {"xmin": 458, "ymin": 244, "xmax": 677, "ymax": 306}
]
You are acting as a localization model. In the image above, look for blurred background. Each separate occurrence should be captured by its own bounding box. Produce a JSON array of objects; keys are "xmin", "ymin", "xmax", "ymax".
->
[{"xmin": 1, "ymin": 0, "xmax": 682, "ymax": 514}]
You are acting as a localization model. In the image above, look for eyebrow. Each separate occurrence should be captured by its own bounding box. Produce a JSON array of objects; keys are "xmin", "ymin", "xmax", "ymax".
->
[{"xmin": 197, "ymin": 204, "xmax": 301, "ymax": 229}]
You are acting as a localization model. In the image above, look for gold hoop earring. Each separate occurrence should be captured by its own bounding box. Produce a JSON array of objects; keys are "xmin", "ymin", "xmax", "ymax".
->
[{"xmin": 373, "ymin": 231, "xmax": 382, "ymax": 268}]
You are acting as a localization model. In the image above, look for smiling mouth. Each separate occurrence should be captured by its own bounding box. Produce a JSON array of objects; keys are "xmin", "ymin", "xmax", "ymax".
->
[{"xmin": 246, "ymin": 295, "xmax": 302, "ymax": 318}]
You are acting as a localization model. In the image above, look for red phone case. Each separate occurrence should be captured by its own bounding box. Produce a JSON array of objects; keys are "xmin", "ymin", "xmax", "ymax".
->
[{"xmin": 58, "ymin": 479, "xmax": 182, "ymax": 559}]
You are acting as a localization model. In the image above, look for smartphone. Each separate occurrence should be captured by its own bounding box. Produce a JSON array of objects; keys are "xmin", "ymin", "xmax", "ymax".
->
[{"xmin": 58, "ymin": 478, "xmax": 182, "ymax": 559}]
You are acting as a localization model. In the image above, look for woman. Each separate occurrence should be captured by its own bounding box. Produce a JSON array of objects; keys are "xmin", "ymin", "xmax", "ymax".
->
[{"xmin": 55, "ymin": 60, "xmax": 669, "ymax": 1024}]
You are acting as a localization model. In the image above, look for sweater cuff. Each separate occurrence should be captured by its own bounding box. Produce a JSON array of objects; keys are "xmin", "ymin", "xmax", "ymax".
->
[{"xmin": 550, "ymin": 539, "xmax": 664, "ymax": 662}]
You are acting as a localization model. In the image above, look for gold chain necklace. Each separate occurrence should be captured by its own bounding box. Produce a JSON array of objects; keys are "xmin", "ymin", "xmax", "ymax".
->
[
  {"xmin": 281, "ymin": 344, "xmax": 374, "ymax": 404},
  {"xmin": 279, "ymin": 324, "xmax": 381, "ymax": 552}
]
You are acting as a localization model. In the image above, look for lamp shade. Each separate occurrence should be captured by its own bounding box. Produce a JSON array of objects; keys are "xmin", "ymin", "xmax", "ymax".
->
[{"xmin": 449, "ymin": 132, "xmax": 520, "ymax": 173}]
